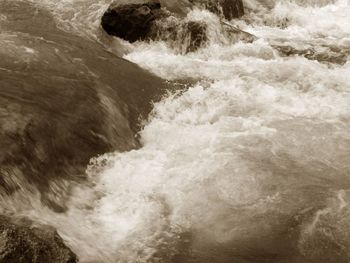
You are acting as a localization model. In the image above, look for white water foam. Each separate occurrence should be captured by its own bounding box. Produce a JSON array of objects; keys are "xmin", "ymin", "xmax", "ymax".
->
[{"xmin": 1, "ymin": 0, "xmax": 350, "ymax": 262}]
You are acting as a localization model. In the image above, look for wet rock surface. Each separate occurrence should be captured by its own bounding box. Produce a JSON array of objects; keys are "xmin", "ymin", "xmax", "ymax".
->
[
  {"xmin": 101, "ymin": 0, "xmax": 248, "ymax": 53},
  {"xmin": 189, "ymin": 0, "xmax": 244, "ymax": 19},
  {"xmin": 273, "ymin": 44, "xmax": 350, "ymax": 65},
  {"xmin": 150, "ymin": 18, "xmax": 208, "ymax": 53},
  {"xmin": 0, "ymin": 215, "xmax": 77, "ymax": 263},
  {"xmin": 101, "ymin": 0, "xmax": 209, "ymax": 52},
  {"xmin": 0, "ymin": 1, "xmax": 166, "ymax": 210},
  {"xmin": 182, "ymin": 21, "xmax": 208, "ymax": 53},
  {"xmin": 101, "ymin": 0, "xmax": 165, "ymax": 42}
]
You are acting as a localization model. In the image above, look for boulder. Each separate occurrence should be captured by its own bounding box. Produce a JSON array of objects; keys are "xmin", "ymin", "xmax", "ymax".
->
[
  {"xmin": 0, "ymin": 1, "xmax": 166, "ymax": 210},
  {"xmin": 0, "ymin": 215, "xmax": 77, "ymax": 263},
  {"xmin": 101, "ymin": 0, "xmax": 165, "ymax": 42},
  {"xmin": 101, "ymin": 1, "xmax": 208, "ymax": 52},
  {"xmin": 101, "ymin": 0, "xmax": 246, "ymax": 51}
]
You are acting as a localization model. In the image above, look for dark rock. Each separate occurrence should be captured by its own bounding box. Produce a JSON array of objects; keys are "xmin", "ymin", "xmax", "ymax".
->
[
  {"xmin": 101, "ymin": 0, "xmax": 165, "ymax": 42},
  {"xmin": 102, "ymin": 1, "xmax": 208, "ymax": 52},
  {"xmin": 101, "ymin": 0, "xmax": 246, "ymax": 51},
  {"xmin": 189, "ymin": 0, "xmax": 244, "ymax": 20},
  {"xmin": 0, "ymin": 215, "xmax": 77, "ymax": 263},
  {"xmin": 220, "ymin": 0, "xmax": 244, "ymax": 20}
]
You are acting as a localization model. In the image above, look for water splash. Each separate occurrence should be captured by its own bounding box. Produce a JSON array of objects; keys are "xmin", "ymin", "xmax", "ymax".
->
[{"xmin": 1, "ymin": 0, "xmax": 350, "ymax": 262}]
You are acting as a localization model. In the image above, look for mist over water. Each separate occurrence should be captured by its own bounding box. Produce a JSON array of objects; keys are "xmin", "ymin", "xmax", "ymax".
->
[{"xmin": 1, "ymin": 0, "xmax": 350, "ymax": 262}]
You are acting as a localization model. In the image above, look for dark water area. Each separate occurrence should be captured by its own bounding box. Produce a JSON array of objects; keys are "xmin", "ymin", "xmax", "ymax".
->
[
  {"xmin": 0, "ymin": 0, "xmax": 166, "ymax": 209},
  {"xmin": 1, "ymin": 0, "xmax": 350, "ymax": 262}
]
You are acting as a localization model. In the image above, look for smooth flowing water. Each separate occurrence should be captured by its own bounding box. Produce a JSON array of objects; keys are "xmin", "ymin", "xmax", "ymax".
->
[{"xmin": 1, "ymin": 0, "xmax": 350, "ymax": 262}]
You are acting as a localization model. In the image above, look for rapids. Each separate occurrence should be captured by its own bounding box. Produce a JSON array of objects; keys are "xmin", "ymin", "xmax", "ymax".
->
[{"xmin": 1, "ymin": 0, "xmax": 350, "ymax": 262}]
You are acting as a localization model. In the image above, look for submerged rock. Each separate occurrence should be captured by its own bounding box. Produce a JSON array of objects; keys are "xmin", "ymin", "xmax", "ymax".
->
[
  {"xmin": 0, "ymin": 1, "xmax": 166, "ymax": 210},
  {"xmin": 0, "ymin": 215, "xmax": 77, "ymax": 263},
  {"xmin": 273, "ymin": 44, "xmax": 349, "ymax": 65},
  {"xmin": 149, "ymin": 17, "xmax": 208, "ymax": 53},
  {"xmin": 183, "ymin": 21, "xmax": 208, "ymax": 52},
  {"xmin": 189, "ymin": 0, "xmax": 244, "ymax": 20}
]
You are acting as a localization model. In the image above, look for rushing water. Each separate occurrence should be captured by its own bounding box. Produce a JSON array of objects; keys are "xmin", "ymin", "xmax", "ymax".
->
[{"xmin": 1, "ymin": 0, "xmax": 350, "ymax": 262}]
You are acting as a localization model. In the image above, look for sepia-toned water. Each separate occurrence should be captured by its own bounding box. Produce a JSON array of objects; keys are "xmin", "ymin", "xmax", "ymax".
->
[{"xmin": 1, "ymin": 0, "xmax": 350, "ymax": 262}]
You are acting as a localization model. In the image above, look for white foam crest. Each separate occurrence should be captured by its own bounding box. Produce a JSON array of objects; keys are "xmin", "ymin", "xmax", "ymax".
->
[
  {"xmin": 244, "ymin": 0, "xmax": 338, "ymax": 12},
  {"xmin": 244, "ymin": 0, "xmax": 350, "ymax": 47},
  {"xmin": 273, "ymin": 0, "xmax": 349, "ymax": 37},
  {"xmin": 2, "ymin": 69, "xmax": 349, "ymax": 261},
  {"xmin": 126, "ymin": 43, "xmax": 350, "ymax": 120},
  {"xmin": 185, "ymin": 9, "xmax": 230, "ymax": 45}
]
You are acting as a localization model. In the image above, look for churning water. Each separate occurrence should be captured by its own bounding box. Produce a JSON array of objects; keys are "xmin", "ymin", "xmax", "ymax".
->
[{"xmin": 1, "ymin": 0, "xmax": 350, "ymax": 262}]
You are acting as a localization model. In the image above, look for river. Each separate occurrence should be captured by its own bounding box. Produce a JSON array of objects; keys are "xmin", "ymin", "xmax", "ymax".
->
[{"xmin": 1, "ymin": 0, "xmax": 350, "ymax": 262}]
